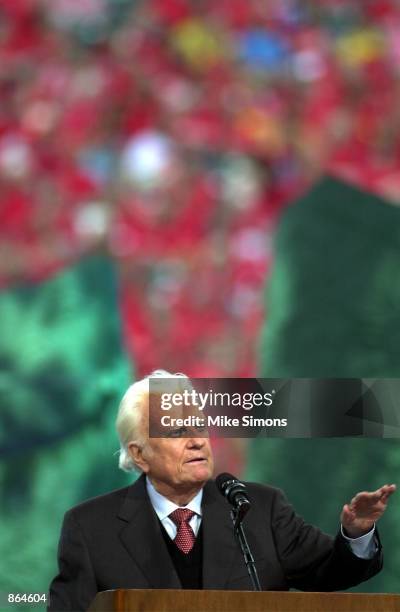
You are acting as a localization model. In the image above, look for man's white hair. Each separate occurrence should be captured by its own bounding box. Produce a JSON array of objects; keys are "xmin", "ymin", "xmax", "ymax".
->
[{"xmin": 116, "ymin": 369, "xmax": 192, "ymax": 472}]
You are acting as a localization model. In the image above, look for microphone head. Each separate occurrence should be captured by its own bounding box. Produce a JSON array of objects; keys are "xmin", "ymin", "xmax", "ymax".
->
[
  {"xmin": 216, "ymin": 472, "xmax": 251, "ymax": 521},
  {"xmin": 216, "ymin": 472, "xmax": 236, "ymax": 494}
]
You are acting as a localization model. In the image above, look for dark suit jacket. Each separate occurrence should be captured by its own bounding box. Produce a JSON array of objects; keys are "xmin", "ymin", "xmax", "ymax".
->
[{"xmin": 48, "ymin": 475, "xmax": 382, "ymax": 611}]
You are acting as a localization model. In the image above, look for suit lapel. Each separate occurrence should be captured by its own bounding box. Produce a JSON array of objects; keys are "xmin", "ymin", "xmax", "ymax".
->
[
  {"xmin": 202, "ymin": 480, "xmax": 238, "ymax": 589},
  {"xmin": 117, "ymin": 474, "xmax": 181, "ymax": 589}
]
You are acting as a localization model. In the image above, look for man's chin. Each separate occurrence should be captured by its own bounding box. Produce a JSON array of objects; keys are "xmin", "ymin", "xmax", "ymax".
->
[{"xmin": 185, "ymin": 462, "xmax": 212, "ymax": 483}]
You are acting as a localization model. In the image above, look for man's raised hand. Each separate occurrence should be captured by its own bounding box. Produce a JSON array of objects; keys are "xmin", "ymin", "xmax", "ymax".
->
[{"xmin": 341, "ymin": 483, "xmax": 396, "ymax": 538}]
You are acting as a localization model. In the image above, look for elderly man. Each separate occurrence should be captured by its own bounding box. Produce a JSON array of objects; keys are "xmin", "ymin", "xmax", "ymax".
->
[{"xmin": 48, "ymin": 371, "xmax": 395, "ymax": 611}]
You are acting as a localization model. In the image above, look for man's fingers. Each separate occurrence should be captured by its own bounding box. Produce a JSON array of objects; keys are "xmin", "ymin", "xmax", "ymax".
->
[
  {"xmin": 351, "ymin": 484, "xmax": 396, "ymax": 507},
  {"xmin": 351, "ymin": 496, "xmax": 386, "ymax": 512},
  {"xmin": 363, "ymin": 484, "xmax": 396, "ymax": 506},
  {"xmin": 350, "ymin": 491, "xmax": 379, "ymax": 509},
  {"xmin": 347, "ymin": 484, "xmax": 396, "ymax": 519},
  {"xmin": 377, "ymin": 484, "xmax": 396, "ymax": 496},
  {"xmin": 379, "ymin": 484, "xmax": 396, "ymax": 503}
]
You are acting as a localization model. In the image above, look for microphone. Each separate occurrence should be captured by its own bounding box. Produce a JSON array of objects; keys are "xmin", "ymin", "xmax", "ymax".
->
[
  {"xmin": 216, "ymin": 472, "xmax": 251, "ymax": 520},
  {"xmin": 216, "ymin": 472, "xmax": 261, "ymax": 591}
]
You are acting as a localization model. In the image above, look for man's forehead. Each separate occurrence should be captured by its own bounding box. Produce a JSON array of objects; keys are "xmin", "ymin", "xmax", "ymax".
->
[
  {"xmin": 148, "ymin": 390, "xmax": 200, "ymax": 408},
  {"xmin": 149, "ymin": 394, "xmax": 202, "ymax": 416},
  {"xmin": 148, "ymin": 392, "xmax": 205, "ymax": 437}
]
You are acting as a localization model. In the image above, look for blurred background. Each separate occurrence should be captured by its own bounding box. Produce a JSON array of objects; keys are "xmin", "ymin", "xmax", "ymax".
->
[{"xmin": 1, "ymin": 0, "xmax": 400, "ymax": 605}]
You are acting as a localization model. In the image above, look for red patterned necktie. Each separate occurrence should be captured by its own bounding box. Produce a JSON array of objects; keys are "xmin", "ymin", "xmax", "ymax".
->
[{"xmin": 169, "ymin": 508, "xmax": 196, "ymax": 554}]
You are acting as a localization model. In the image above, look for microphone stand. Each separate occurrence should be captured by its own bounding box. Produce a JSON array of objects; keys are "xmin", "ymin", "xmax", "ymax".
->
[{"xmin": 230, "ymin": 506, "xmax": 261, "ymax": 592}]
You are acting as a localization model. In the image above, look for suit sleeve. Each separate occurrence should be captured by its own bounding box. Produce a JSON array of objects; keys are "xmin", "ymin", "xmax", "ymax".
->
[
  {"xmin": 271, "ymin": 488, "xmax": 383, "ymax": 591},
  {"xmin": 48, "ymin": 510, "xmax": 98, "ymax": 612}
]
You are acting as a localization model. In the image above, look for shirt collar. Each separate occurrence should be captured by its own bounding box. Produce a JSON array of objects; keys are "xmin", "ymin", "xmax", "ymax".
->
[{"xmin": 146, "ymin": 476, "xmax": 203, "ymax": 521}]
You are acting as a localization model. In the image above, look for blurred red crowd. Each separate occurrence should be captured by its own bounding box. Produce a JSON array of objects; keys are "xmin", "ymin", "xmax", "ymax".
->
[{"xmin": 1, "ymin": 0, "xmax": 400, "ymax": 378}]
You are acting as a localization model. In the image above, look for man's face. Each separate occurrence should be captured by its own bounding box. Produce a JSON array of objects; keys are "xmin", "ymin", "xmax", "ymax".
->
[
  {"xmin": 142, "ymin": 434, "xmax": 214, "ymax": 497},
  {"xmin": 131, "ymin": 397, "xmax": 214, "ymax": 500}
]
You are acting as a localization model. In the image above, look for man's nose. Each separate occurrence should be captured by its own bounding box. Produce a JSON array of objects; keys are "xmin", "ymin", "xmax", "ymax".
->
[{"xmin": 187, "ymin": 435, "xmax": 205, "ymax": 447}]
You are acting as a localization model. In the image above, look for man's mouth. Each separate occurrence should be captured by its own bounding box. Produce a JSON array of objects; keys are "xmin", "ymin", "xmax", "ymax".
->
[{"xmin": 186, "ymin": 457, "xmax": 207, "ymax": 464}]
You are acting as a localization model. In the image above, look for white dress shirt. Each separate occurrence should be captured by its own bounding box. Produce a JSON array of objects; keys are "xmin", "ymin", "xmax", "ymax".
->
[
  {"xmin": 341, "ymin": 524, "xmax": 377, "ymax": 559},
  {"xmin": 146, "ymin": 477, "xmax": 376, "ymax": 558},
  {"xmin": 146, "ymin": 477, "xmax": 203, "ymax": 539}
]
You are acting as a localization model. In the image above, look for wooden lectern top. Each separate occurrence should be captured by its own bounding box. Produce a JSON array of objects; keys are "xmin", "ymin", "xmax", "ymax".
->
[{"xmin": 88, "ymin": 588, "xmax": 400, "ymax": 612}]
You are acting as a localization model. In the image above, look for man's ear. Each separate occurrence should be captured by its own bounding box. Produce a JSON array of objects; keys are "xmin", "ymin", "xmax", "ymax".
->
[{"xmin": 128, "ymin": 442, "xmax": 149, "ymax": 473}]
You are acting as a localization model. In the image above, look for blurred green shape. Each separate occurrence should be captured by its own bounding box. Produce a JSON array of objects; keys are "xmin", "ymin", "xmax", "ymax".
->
[
  {"xmin": 0, "ymin": 256, "xmax": 132, "ymax": 606},
  {"xmin": 260, "ymin": 175, "xmax": 400, "ymax": 378},
  {"xmin": 251, "ymin": 176, "xmax": 400, "ymax": 593}
]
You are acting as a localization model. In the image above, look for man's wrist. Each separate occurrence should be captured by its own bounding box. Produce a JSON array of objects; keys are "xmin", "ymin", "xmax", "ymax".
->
[
  {"xmin": 340, "ymin": 524, "xmax": 377, "ymax": 559},
  {"xmin": 341, "ymin": 523, "xmax": 375, "ymax": 540}
]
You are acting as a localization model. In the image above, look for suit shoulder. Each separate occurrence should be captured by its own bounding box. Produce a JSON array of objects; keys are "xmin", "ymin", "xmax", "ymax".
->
[
  {"xmin": 209, "ymin": 478, "xmax": 283, "ymax": 502},
  {"xmin": 65, "ymin": 484, "xmax": 131, "ymax": 524},
  {"xmin": 244, "ymin": 480, "xmax": 284, "ymax": 501}
]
